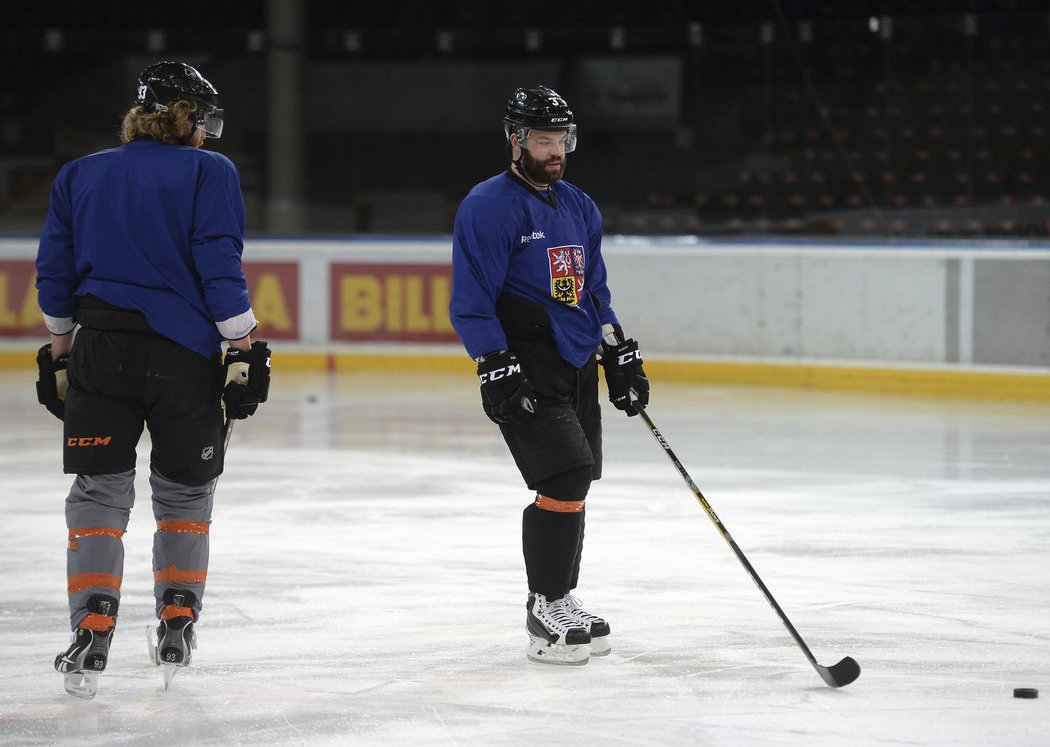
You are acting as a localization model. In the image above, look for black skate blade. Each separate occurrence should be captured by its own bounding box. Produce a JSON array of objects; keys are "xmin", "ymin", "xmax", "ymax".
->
[
  {"xmin": 63, "ymin": 671, "xmax": 99, "ymax": 699},
  {"xmin": 815, "ymin": 656, "xmax": 860, "ymax": 688}
]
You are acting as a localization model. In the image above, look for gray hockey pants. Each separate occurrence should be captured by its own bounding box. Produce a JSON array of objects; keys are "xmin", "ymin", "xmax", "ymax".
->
[{"xmin": 65, "ymin": 468, "xmax": 214, "ymax": 630}]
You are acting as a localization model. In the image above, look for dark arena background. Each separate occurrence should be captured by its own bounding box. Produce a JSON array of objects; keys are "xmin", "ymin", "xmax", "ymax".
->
[{"xmin": 3, "ymin": 0, "xmax": 1050, "ymax": 238}]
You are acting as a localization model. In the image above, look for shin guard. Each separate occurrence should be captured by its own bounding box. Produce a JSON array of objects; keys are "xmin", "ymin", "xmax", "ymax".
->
[{"xmin": 522, "ymin": 498, "xmax": 584, "ymax": 599}]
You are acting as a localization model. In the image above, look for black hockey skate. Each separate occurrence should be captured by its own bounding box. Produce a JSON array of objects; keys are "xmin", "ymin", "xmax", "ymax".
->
[
  {"xmin": 561, "ymin": 594, "xmax": 611, "ymax": 656},
  {"xmin": 525, "ymin": 593, "xmax": 590, "ymax": 665},
  {"xmin": 147, "ymin": 589, "xmax": 198, "ymax": 689},
  {"xmin": 55, "ymin": 595, "xmax": 118, "ymax": 699}
]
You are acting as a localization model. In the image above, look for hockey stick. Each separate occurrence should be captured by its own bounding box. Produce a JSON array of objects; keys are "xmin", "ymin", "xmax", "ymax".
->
[
  {"xmin": 635, "ymin": 405, "xmax": 861, "ymax": 688},
  {"xmin": 222, "ymin": 416, "xmax": 235, "ymax": 455}
]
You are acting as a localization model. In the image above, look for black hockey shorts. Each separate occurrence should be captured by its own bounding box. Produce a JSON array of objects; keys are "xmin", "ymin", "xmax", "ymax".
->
[
  {"xmin": 498, "ymin": 333, "xmax": 603, "ymax": 491},
  {"xmin": 63, "ymin": 326, "xmax": 225, "ymax": 486}
]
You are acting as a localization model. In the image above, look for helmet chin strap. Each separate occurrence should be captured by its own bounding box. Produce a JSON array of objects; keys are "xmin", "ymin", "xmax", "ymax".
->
[
  {"xmin": 512, "ymin": 157, "xmax": 529, "ymax": 180},
  {"xmin": 510, "ymin": 132, "xmax": 536, "ymax": 186}
]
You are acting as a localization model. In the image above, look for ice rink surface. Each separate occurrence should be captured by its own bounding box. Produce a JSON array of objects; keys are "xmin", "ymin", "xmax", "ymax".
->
[{"xmin": 1, "ymin": 366, "xmax": 1047, "ymax": 745}]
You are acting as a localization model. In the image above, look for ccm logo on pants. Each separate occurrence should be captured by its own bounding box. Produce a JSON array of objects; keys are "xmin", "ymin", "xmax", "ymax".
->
[{"xmin": 67, "ymin": 436, "xmax": 113, "ymax": 447}]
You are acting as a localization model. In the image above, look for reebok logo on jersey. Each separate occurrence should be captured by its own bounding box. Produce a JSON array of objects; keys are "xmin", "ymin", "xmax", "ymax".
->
[
  {"xmin": 67, "ymin": 436, "xmax": 113, "ymax": 447},
  {"xmin": 521, "ymin": 231, "xmax": 546, "ymax": 244},
  {"xmin": 201, "ymin": 446, "xmax": 215, "ymax": 461}
]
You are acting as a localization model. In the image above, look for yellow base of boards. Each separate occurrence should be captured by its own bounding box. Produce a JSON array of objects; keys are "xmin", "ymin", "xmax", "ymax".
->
[{"xmin": 3, "ymin": 348, "xmax": 1048, "ymax": 402}]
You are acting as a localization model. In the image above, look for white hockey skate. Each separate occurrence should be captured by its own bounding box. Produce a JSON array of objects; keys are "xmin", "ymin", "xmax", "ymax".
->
[
  {"xmin": 55, "ymin": 596, "xmax": 117, "ymax": 699},
  {"xmin": 56, "ymin": 626, "xmax": 113, "ymax": 699},
  {"xmin": 525, "ymin": 593, "xmax": 590, "ymax": 665},
  {"xmin": 56, "ymin": 630, "xmax": 112, "ymax": 701},
  {"xmin": 561, "ymin": 594, "xmax": 611, "ymax": 656}
]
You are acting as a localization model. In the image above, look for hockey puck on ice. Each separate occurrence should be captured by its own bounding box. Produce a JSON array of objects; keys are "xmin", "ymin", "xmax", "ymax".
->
[{"xmin": 1013, "ymin": 688, "xmax": 1038, "ymax": 699}]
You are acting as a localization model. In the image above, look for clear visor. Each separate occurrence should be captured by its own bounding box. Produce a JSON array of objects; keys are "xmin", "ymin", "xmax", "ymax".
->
[
  {"xmin": 197, "ymin": 107, "xmax": 224, "ymax": 138},
  {"xmin": 517, "ymin": 124, "xmax": 577, "ymax": 153}
]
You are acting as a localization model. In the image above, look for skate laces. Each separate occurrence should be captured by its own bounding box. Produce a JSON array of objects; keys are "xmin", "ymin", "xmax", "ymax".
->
[
  {"xmin": 535, "ymin": 595, "xmax": 584, "ymax": 633},
  {"xmin": 563, "ymin": 595, "xmax": 604, "ymax": 625}
]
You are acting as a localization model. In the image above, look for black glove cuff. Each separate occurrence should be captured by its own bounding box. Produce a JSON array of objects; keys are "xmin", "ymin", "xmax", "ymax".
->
[
  {"xmin": 476, "ymin": 350, "xmax": 536, "ymax": 424},
  {"xmin": 222, "ymin": 340, "xmax": 271, "ymax": 419},
  {"xmin": 35, "ymin": 343, "xmax": 68, "ymax": 421},
  {"xmin": 477, "ymin": 350, "xmax": 520, "ymax": 379}
]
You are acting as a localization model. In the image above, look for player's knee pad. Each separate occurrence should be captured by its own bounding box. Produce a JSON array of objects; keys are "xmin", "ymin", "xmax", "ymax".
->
[
  {"xmin": 534, "ymin": 465, "xmax": 592, "ymax": 504},
  {"xmin": 65, "ymin": 471, "xmax": 136, "ymax": 529},
  {"xmin": 149, "ymin": 469, "xmax": 215, "ymax": 522}
]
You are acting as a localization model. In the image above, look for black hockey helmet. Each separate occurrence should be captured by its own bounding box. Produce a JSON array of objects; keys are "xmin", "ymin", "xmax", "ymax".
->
[
  {"xmin": 504, "ymin": 85, "xmax": 577, "ymax": 152},
  {"xmin": 136, "ymin": 61, "xmax": 223, "ymax": 138}
]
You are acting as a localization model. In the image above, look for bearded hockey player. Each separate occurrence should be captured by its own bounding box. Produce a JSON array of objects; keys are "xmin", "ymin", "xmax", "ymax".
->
[{"xmin": 449, "ymin": 85, "xmax": 650, "ymax": 665}]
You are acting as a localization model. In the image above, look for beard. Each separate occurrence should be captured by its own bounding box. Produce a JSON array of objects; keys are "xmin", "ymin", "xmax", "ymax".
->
[{"xmin": 519, "ymin": 148, "xmax": 566, "ymax": 186}]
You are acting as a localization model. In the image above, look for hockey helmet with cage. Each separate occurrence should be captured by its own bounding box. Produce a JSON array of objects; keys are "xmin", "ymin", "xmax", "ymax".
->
[
  {"xmin": 504, "ymin": 86, "xmax": 577, "ymax": 153},
  {"xmin": 136, "ymin": 61, "xmax": 224, "ymax": 138}
]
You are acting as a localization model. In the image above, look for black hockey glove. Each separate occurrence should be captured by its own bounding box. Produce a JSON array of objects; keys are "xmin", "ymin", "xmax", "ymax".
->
[
  {"xmin": 599, "ymin": 328, "xmax": 649, "ymax": 417},
  {"xmin": 222, "ymin": 341, "xmax": 271, "ymax": 419},
  {"xmin": 36, "ymin": 343, "xmax": 69, "ymax": 421},
  {"xmin": 477, "ymin": 350, "xmax": 537, "ymax": 425}
]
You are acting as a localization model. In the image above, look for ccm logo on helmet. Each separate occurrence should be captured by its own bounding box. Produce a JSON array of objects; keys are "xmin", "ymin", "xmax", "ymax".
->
[
  {"xmin": 67, "ymin": 436, "xmax": 113, "ymax": 447},
  {"xmin": 479, "ymin": 363, "xmax": 521, "ymax": 383}
]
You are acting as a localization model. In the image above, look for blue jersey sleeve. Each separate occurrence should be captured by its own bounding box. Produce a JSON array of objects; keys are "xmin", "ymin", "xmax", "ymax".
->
[
  {"xmin": 35, "ymin": 165, "xmax": 79, "ymax": 332},
  {"xmin": 450, "ymin": 193, "xmax": 515, "ymax": 359},
  {"xmin": 190, "ymin": 153, "xmax": 254, "ymax": 338}
]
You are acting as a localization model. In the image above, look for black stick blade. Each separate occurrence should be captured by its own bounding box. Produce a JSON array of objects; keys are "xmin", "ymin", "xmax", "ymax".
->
[{"xmin": 815, "ymin": 656, "xmax": 861, "ymax": 688}]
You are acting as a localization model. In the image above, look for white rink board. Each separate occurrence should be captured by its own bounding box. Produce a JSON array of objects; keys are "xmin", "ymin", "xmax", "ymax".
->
[
  {"xmin": 4, "ymin": 236, "xmax": 1050, "ymax": 368},
  {"xmin": 608, "ymin": 250, "xmax": 948, "ymax": 360}
]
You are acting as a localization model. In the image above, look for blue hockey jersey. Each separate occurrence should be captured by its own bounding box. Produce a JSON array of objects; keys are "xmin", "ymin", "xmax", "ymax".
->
[
  {"xmin": 36, "ymin": 139, "xmax": 255, "ymax": 359},
  {"xmin": 450, "ymin": 172, "xmax": 620, "ymax": 368}
]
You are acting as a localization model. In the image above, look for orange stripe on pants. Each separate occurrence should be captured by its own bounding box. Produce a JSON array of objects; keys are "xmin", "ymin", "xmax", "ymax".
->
[
  {"xmin": 68, "ymin": 573, "xmax": 122, "ymax": 594},
  {"xmin": 67, "ymin": 527, "xmax": 125, "ymax": 551},
  {"xmin": 535, "ymin": 495, "xmax": 585, "ymax": 513},
  {"xmin": 154, "ymin": 566, "xmax": 207, "ymax": 585},
  {"xmin": 156, "ymin": 520, "xmax": 210, "ymax": 535}
]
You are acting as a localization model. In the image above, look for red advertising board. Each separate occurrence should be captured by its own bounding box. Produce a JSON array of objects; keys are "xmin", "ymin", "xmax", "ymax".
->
[
  {"xmin": 0, "ymin": 260, "xmax": 47, "ymax": 337},
  {"xmin": 244, "ymin": 261, "xmax": 299, "ymax": 340},
  {"xmin": 0, "ymin": 259, "xmax": 299, "ymax": 341},
  {"xmin": 330, "ymin": 262, "xmax": 457, "ymax": 343}
]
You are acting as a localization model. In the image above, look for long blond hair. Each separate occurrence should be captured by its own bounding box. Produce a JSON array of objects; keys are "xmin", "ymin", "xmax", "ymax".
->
[{"xmin": 120, "ymin": 100, "xmax": 199, "ymax": 144}]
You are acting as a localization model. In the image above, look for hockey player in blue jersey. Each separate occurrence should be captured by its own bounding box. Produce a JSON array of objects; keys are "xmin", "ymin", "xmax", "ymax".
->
[
  {"xmin": 36, "ymin": 61, "xmax": 271, "ymax": 698},
  {"xmin": 450, "ymin": 86, "xmax": 649, "ymax": 665}
]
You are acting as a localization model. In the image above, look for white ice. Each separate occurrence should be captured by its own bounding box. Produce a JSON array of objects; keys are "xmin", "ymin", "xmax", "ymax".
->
[{"xmin": 1, "ymin": 368, "xmax": 1047, "ymax": 745}]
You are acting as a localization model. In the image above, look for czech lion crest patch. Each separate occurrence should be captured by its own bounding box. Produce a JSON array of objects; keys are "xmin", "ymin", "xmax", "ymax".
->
[{"xmin": 547, "ymin": 245, "xmax": 585, "ymax": 306}]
